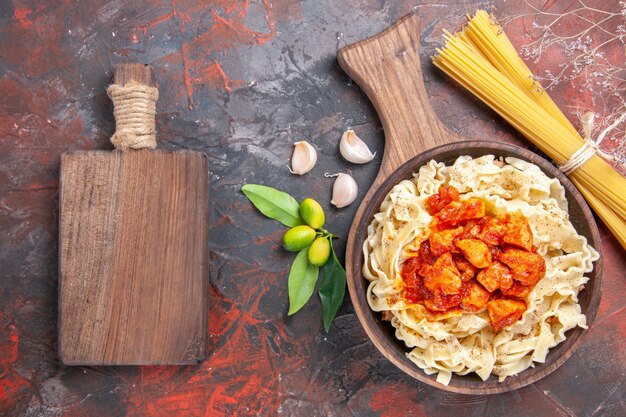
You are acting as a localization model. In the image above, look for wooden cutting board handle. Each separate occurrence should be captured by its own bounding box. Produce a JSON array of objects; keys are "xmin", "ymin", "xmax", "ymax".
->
[
  {"xmin": 108, "ymin": 63, "xmax": 159, "ymax": 150},
  {"xmin": 114, "ymin": 62, "xmax": 153, "ymax": 86},
  {"xmin": 337, "ymin": 11, "xmax": 459, "ymax": 195}
]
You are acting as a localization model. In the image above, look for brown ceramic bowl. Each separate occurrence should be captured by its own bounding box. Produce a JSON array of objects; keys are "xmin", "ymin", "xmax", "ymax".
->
[{"xmin": 347, "ymin": 141, "xmax": 603, "ymax": 395}]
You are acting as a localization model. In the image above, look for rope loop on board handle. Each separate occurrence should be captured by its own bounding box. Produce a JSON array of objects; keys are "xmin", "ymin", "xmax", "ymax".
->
[{"xmin": 107, "ymin": 82, "xmax": 159, "ymax": 150}]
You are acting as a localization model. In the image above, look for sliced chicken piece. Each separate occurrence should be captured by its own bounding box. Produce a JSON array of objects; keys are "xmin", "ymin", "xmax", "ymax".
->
[
  {"xmin": 460, "ymin": 198, "xmax": 486, "ymax": 221},
  {"xmin": 423, "ymin": 252, "xmax": 462, "ymax": 295},
  {"xmin": 487, "ymin": 298, "xmax": 527, "ymax": 332},
  {"xmin": 429, "ymin": 226, "xmax": 463, "ymax": 257},
  {"xmin": 476, "ymin": 261, "xmax": 513, "ymax": 292},
  {"xmin": 499, "ymin": 248, "xmax": 546, "ymax": 286},
  {"xmin": 478, "ymin": 216, "xmax": 507, "ymax": 245},
  {"xmin": 503, "ymin": 213, "xmax": 534, "ymax": 251},
  {"xmin": 501, "ymin": 280, "xmax": 534, "ymax": 299},
  {"xmin": 424, "ymin": 290, "xmax": 462, "ymax": 312},
  {"xmin": 456, "ymin": 238, "xmax": 492, "ymax": 268},
  {"xmin": 432, "ymin": 198, "xmax": 485, "ymax": 229},
  {"xmin": 453, "ymin": 253, "xmax": 478, "ymax": 282},
  {"xmin": 460, "ymin": 220, "xmax": 482, "ymax": 240},
  {"xmin": 461, "ymin": 282, "xmax": 491, "ymax": 312}
]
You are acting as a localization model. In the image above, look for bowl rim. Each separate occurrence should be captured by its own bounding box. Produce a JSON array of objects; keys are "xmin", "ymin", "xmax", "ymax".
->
[{"xmin": 347, "ymin": 140, "xmax": 603, "ymax": 395}]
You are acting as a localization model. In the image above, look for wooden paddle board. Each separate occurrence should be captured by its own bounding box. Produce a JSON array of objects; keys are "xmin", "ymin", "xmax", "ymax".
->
[{"xmin": 58, "ymin": 63, "xmax": 208, "ymax": 365}]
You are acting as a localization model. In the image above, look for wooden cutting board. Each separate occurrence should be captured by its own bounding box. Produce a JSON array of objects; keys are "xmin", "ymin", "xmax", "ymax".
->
[{"xmin": 58, "ymin": 63, "xmax": 208, "ymax": 365}]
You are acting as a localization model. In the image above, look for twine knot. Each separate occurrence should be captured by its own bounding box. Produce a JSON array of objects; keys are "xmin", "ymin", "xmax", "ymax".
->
[
  {"xmin": 558, "ymin": 110, "xmax": 625, "ymax": 175},
  {"xmin": 107, "ymin": 82, "xmax": 159, "ymax": 150}
]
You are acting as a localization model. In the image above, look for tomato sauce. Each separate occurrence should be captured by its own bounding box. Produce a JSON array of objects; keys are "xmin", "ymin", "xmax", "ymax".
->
[{"xmin": 401, "ymin": 185, "xmax": 546, "ymax": 332}]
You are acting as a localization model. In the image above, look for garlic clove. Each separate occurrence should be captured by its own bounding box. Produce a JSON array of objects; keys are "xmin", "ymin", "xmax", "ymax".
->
[
  {"xmin": 339, "ymin": 129, "xmax": 375, "ymax": 164},
  {"xmin": 330, "ymin": 173, "xmax": 358, "ymax": 208},
  {"xmin": 290, "ymin": 140, "xmax": 317, "ymax": 175}
]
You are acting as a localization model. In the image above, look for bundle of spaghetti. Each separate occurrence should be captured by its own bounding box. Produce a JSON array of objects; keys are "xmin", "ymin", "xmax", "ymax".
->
[{"xmin": 433, "ymin": 10, "xmax": 626, "ymax": 249}]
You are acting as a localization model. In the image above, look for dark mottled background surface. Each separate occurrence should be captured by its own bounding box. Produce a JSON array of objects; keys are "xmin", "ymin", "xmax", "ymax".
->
[{"xmin": 1, "ymin": 0, "xmax": 624, "ymax": 416}]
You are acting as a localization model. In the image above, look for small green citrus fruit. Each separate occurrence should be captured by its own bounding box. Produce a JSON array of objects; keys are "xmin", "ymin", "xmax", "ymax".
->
[
  {"xmin": 282, "ymin": 225, "xmax": 316, "ymax": 252},
  {"xmin": 300, "ymin": 198, "xmax": 325, "ymax": 229},
  {"xmin": 308, "ymin": 236, "xmax": 331, "ymax": 266}
]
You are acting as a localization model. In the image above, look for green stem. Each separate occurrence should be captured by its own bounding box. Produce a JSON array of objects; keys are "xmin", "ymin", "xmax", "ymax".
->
[{"xmin": 317, "ymin": 228, "xmax": 337, "ymax": 239}]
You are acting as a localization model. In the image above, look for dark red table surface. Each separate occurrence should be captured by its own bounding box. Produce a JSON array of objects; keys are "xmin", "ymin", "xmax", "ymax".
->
[{"xmin": 1, "ymin": 1, "xmax": 624, "ymax": 416}]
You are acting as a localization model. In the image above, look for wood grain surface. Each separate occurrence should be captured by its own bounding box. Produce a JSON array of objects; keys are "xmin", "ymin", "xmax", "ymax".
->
[
  {"xmin": 340, "ymin": 12, "xmax": 602, "ymax": 394},
  {"xmin": 58, "ymin": 63, "xmax": 208, "ymax": 365},
  {"xmin": 114, "ymin": 62, "xmax": 153, "ymax": 86},
  {"xmin": 58, "ymin": 150, "xmax": 209, "ymax": 364}
]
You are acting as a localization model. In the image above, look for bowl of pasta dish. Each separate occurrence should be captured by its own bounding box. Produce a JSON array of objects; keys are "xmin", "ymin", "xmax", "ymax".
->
[{"xmin": 349, "ymin": 141, "xmax": 602, "ymax": 394}]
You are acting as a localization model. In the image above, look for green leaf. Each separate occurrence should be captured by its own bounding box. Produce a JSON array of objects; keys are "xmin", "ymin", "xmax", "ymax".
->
[
  {"xmin": 318, "ymin": 239, "xmax": 346, "ymax": 332},
  {"xmin": 288, "ymin": 248, "xmax": 320, "ymax": 315},
  {"xmin": 241, "ymin": 184, "xmax": 304, "ymax": 227}
]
